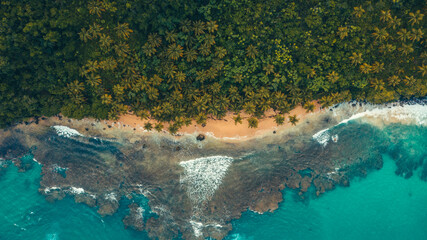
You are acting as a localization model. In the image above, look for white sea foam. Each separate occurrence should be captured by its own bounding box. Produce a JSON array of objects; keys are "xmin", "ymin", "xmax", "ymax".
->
[
  {"xmin": 105, "ymin": 192, "xmax": 117, "ymax": 202},
  {"xmin": 331, "ymin": 134, "xmax": 339, "ymax": 143},
  {"xmin": 313, "ymin": 102, "xmax": 427, "ymax": 146},
  {"xmin": 136, "ymin": 206, "xmax": 144, "ymax": 219},
  {"xmin": 70, "ymin": 187, "xmax": 85, "ymax": 194},
  {"xmin": 44, "ymin": 187, "xmax": 60, "ymax": 193},
  {"xmin": 189, "ymin": 220, "xmax": 224, "ymax": 238},
  {"xmin": 312, "ymin": 128, "xmax": 330, "ymax": 147},
  {"xmin": 179, "ymin": 156, "xmax": 233, "ymax": 204},
  {"xmin": 52, "ymin": 125, "xmax": 83, "ymax": 138},
  {"xmin": 332, "ymin": 102, "xmax": 427, "ymax": 126},
  {"xmin": 190, "ymin": 220, "xmax": 204, "ymax": 237}
]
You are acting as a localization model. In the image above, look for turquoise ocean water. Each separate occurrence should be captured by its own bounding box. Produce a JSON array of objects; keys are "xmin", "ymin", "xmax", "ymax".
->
[
  {"xmin": 226, "ymin": 154, "xmax": 427, "ymax": 240},
  {"xmin": 1, "ymin": 126, "xmax": 427, "ymax": 240}
]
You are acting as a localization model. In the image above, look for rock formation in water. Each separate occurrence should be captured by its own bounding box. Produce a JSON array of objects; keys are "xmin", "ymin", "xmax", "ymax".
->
[{"xmin": 1, "ymin": 102, "xmax": 426, "ymax": 240}]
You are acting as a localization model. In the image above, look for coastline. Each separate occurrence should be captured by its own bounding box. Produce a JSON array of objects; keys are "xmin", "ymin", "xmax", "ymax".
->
[
  {"xmin": 19, "ymin": 102, "xmax": 322, "ymax": 143},
  {"xmin": 1, "ymin": 99, "xmax": 426, "ymax": 240},
  {"xmin": 112, "ymin": 102, "xmax": 322, "ymax": 140}
]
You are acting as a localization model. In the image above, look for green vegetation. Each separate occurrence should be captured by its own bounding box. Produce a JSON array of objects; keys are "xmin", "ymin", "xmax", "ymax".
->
[{"xmin": 1, "ymin": 0, "xmax": 425, "ymax": 129}]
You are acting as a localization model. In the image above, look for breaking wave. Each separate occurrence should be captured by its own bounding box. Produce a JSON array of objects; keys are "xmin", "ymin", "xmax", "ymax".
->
[
  {"xmin": 179, "ymin": 156, "xmax": 233, "ymax": 204},
  {"xmin": 52, "ymin": 126, "xmax": 83, "ymax": 138}
]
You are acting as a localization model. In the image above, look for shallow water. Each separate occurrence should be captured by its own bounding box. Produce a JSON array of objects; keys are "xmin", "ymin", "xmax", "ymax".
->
[
  {"xmin": 0, "ymin": 162, "xmax": 149, "ymax": 240},
  {"xmin": 226, "ymin": 155, "xmax": 427, "ymax": 240}
]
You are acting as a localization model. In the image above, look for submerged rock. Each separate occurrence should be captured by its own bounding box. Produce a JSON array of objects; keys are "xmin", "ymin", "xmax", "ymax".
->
[{"xmin": 196, "ymin": 134, "xmax": 205, "ymax": 141}]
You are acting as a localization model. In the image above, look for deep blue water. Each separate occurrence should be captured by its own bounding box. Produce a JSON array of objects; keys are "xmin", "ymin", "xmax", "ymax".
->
[{"xmin": 1, "ymin": 129, "xmax": 427, "ymax": 240}]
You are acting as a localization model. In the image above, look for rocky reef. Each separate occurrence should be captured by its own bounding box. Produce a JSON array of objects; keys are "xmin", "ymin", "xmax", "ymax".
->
[{"xmin": 0, "ymin": 102, "xmax": 426, "ymax": 240}]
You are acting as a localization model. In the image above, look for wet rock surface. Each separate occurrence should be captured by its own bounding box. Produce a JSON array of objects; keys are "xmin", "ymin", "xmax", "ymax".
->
[{"xmin": 0, "ymin": 114, "xmax": 425, "ymax": 240}]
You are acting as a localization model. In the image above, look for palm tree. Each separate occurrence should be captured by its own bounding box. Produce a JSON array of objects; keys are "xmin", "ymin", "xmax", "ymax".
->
[
  {"xmin": 209, "ymin": 82, "xmax": 221, "ymax": 94},
  {"xmin": 370, "ymin": 78, "xmax": 385, "ymax": 91},
  {"xmin": 195, "ymin": 112, "xmax": 207, "ymax": 125},
  {"xmin": 337, "ymin": 26, "xmax": 348, "ymax": 39},
  {"xmin": 150, "ymin": 74, "xmax": 163, "ymax": 86},
  {"xmin": 86, "ymin": 73, "xmax": 101, "ymax": 87},
  {"xmin": 180, "ymin": 19, "xmax": 192, "ymax": 33},
  {"xmin": 214, "ymin": 47, "xmax": 227, "ymax": 59},
  {"xmin": 175, "ymin": 71, "xmax": 186, "ymax": 83},
  {"xmin": 88, "ymin": 23, "xmax": 103, "ymax": 39},
  {"xmin": 387, "ymin": 16, "xmax": 401, "ymax": 29},
  {"xmin": 246, "ymin": 45, "xmax": 258, "ymax": 59},
  {"xmin": 86, "ymin": 60, "xmax": 99, "ymax": 72},
  {"xmin": 360, "ymin": 63, "xmax": 372, "ymax": 74},
  {"xmin": 71, "ymin": 93, "xmax": 85, "ymax": 105},
  {"xmin": 397, "ymin": 29, "xmax": 410, "ymax": 42},
  {"xmin": 349, "ymin": 52, "xmax": 363, "ymax": 65},
  {"xmin": 380, "ymin": 10, "xmax": 392, "ymax": 22},
  {"xmin": 243, "ymin": 101, "xmax": 256, "ymax": 115},
  {"xmin": 78, "ymin": 28, "xmax": 91, "ymax": 42},
  {"xmin": 289, "ymin": 115, "xmax": 299, "ymax": 126},
  {"xmin": 206, "ymin": 67, "xmax": 218, "ymax": 80},
  {"xmin": 409, "ymin": 28, "xmax": 423, "ymax": 42},
  {"xmin": 372, "ymin": 27, "xmax": 389, "ymax": 42},
  {"xmin": 114, "ymin": 42, "xmax": 130, "ymax": 58},
  {"xmin": 212, "ymin": 59, "xmax": 224, "ymax": 70},
  {"xmin": 403, "ymin": 76, "xmax": 416, "ymax": 85},
  {"xmin": 204, "ymin": 34, "xmax": 215, "ymax": 46},
  {"xmin": 233, "ymin": 114, "xmax": 243, "ymax": 125},
  {"xmin": 146, "ymin": 87, "xmax": 159, "ymax": 100},
  {"xmin": 303, "ymin": 102, "xmax": 315, "ymax": 113},
  {"xmin": 167, "ymin": 44, "xmax": 184, "ymax": 60},
  {"xmin": 206, "ymin": 21, "xmax": 218, "ymax": 33},
  {"xmin": 154, "ymin": 123, "xmax": 164, "ymax": 132},
  {"xmin": 379, "ymin": 43, "xmax": 396, "ymax": 53},
  {"xmin": 387, "ymin": 75, "xmax": 400, "ymax": 87},
  {"xmin": 398, "ymin": 43, "xmax": 414, "ymax": 55},
  {"xmin": 165, "ymin": 30, "xmax": 177, "ymax": 43},
  {"xmin": 144, "ymin": 122, "xmax": 153, "ymax": 131},
  {"xmin": 151, "ymin": 106, "xmax": 163, "ymax": 119},
  {"xmin": 247, "ymin": 117, "xmax": 259, "ymax": 128},
  {"xmin": 196, "ymin": 70, "xmax": 208, "ymax": 83},
  {"xmin": 274, "ymin": 114, "xmax": 285, "ymax": 125},
  {"xmin": 418, "ymin": 64, "xmax": 426, "ymax": 77},
  {"xmin": 371, "ymin": 62, "xmax": 384, "ymax": 73},
  {"xmin": 163, "ymin": 64, "xmax": 178, "ymax": 78},
  {"xmin": 147, "ymin": 33, "xmax": 162, "ymax": 47},
  {"xmin": 319, "ymin": 95, "xmax": 333, "ymax": 108},
  {"xmin": 198, "ymin": 44, "xmax": 211, "ymax": 56},
  {"xmin": 352, "ymin": 6, "xmax": 365, "ymax": 18},
  {"xmin": 88, "ymin": 1, "xmax": 105, "ymax": 17},
  {"xmin": 408, "ymin": 10, "xmax": 424, "ymax": 26},
  {"xmin": 192, "ymin": 21, "xmax": 205, "ymax": 36},
  {"xmin": 142, "ymin": 43, "xmax": 156, "ymax": 56},
  {"xmin": 101, "ymin": 94, "xmax": 112, "ymax": 105},
  {"xmin": 99, "ymin": 34, "xmax": 113, "ymax": 49},
  {"xmin": 67, "ymin": 80, "xmax": 85, "ymax": 95},
  {"xmin": 263, "ymin": 64, "xmax": 274, "ymax": 75},
  {"xmin": 184, "ymin": 48, "xmax": 198, "ymax": 62},
  {"xmin": 327, "ymin": 71, "xmax": 340, "ymax": 83},
  {"xmin": 115, "ymin": 23, "xmax": 133, "ymax": 39},
  {"xmin": 193, "ymin": 96, "xmax": 208, "ymax": 112}
]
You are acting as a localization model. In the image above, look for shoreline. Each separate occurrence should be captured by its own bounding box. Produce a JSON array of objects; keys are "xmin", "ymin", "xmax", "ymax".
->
[
  {"xmin": 13, "ymin": 98, "xmax": 427, "ymax": 144},
  {"xmin": 2, "ymin": 99, "xmax": 426, "ymax": 240},
  {"xmin": 109, "ymin": 101, "xmax": 322, "ymax": 140}
]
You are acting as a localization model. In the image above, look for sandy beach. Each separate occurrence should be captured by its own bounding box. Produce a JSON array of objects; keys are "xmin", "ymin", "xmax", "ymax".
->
[{"xmin": 108, "ymin": 102, "xmax": 321, "ymax": 140}]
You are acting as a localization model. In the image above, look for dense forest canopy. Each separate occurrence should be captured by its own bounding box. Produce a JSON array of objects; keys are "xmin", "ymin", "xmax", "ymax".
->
[{"xmin": 0, "ymin": 0, "xmax": 425, "ymax": 131}]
